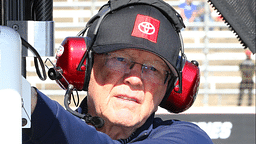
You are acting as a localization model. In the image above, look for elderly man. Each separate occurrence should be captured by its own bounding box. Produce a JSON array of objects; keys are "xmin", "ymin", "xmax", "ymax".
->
[{"xmin": 23, "ymin": 0, "xmax": 212, "ymax": 143}]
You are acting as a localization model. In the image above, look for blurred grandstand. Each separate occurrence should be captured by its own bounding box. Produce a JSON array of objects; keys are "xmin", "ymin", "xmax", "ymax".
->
[{"xmin": 26, "ymin": 0, "xmax": 255, "ymax": 108}]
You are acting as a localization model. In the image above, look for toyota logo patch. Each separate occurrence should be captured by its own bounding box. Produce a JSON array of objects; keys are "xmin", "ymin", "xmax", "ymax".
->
[
  {"xmin": 138, "ymin": 22, "xmax": 155, "ymax": 35},
  {"xmin": 131, "ymin": 14, "xmax": 160, "ymax": 43}
]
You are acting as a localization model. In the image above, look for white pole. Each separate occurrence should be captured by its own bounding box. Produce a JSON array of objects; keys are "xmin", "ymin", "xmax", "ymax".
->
[
  {"xmin": 203, "ymin": 1, "xmax": 210, "ymax": 106},
  {"xmin": 0, "ymin": 26, "xmax": 22, "ymax": 144}
]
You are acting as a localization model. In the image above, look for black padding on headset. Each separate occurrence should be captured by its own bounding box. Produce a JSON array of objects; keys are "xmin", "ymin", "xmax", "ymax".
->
[
  {"xmin": 83, "ymin": 50, "xmax": 94, "ymax": 91},
  {"xmin": 108, "ymin": 0, "xmax": 185, "ymax": 31},
  {"xmin": 159, "ymin": 74, "xmax": 177, "ymax": 107}
]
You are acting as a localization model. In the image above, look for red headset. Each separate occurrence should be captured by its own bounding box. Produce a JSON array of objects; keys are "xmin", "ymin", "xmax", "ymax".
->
[
  {"xmin": 47, "ymin": 0, "xmax": 200, "ymax": 116},
  {"xmin": 48, "ymin": 37, "xmax": 200, "ymax": 113}
]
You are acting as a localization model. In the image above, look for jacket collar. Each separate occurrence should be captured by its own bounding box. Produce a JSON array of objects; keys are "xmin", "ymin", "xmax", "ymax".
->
[{"xmin": 78, "ymin": 97, "xmax": 155, "ymax": 143}]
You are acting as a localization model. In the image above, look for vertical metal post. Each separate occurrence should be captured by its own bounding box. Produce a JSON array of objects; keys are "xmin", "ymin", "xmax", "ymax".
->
[
  {"xmin": 4, "ymin": 0, "xmax": 27, "ymax": 77},
  {"xmin": 203, "ymin": 1, "xmax": 210, "ymax": 106},
  {"xmin": 0, "ymin": 0, "xmax": 3, "ymax": 25},
  {"xmin": 91, "ymin": 0, "xmax": 96, "ymax": 16}
]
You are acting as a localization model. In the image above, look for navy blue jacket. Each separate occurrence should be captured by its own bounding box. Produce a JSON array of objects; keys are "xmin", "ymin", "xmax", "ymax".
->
[{"xmin": 23, "ymin": 90, "xmax": 213, "ymax": 144}]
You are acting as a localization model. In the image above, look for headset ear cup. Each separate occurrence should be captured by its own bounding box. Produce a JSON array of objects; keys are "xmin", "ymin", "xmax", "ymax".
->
[
  {"xmin": 160, "ymin": 60, "xmax": 200, "ymax": 113},
  {"xmin": 53, "ymin": 37, "xmax": 88, "ymax": 91},
  {"xmin": 159, "ymin": 56, "xmax": 182, "ymax": 112}
]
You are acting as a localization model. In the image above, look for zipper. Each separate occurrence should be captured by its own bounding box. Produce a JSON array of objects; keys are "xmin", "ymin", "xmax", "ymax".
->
[{"xmin": 128, "ymin": 132, "xmax": 148, "ymax": 143}]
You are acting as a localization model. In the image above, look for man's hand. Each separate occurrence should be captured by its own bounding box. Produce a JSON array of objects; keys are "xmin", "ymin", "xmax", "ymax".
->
[{"xmin": 31, "ymin": 87, "xmax": 38, "ymax": 114}]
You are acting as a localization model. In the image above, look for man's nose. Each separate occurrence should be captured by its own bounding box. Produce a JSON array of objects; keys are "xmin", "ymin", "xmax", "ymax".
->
[{"xmin": 124, "ymin": 63, "xmax": 144, "ymax": 86}]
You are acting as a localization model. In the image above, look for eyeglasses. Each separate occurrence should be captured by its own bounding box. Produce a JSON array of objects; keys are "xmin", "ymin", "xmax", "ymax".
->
[{"xmin": 102, "ymin": 53, "xmax": 172, "ymax": 85}]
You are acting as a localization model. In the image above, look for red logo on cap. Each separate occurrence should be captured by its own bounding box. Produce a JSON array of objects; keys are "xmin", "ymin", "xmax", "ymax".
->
[{"xmin": 131, "ymin": 14, "xmax": 160, "ymax": 43}]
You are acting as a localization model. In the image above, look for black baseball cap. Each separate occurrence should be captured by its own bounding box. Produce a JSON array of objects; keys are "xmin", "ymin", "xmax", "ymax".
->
[{"xmin": 88, "ymin": 4, "xmax": 181, "ymax": 76}]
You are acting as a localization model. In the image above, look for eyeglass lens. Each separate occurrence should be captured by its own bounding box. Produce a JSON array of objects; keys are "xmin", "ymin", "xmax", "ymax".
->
[{"xmin": 103, "ymin": 53, "xmax": 170, "ymax": 85}]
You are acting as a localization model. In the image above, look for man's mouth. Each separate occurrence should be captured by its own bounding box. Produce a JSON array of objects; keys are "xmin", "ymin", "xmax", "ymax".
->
[{"xmin": 117, "ymin": 96, "xmax": 138, "ymax": 103}]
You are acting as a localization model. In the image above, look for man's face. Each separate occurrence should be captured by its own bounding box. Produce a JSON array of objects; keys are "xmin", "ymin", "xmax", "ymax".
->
[{"xmin": 87, "ymin": 49, "xmax": 169, "ymax": 129}]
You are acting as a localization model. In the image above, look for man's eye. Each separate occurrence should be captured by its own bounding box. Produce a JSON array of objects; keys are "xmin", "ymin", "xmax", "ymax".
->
[
  {"xmin": 143, "ymin": 65, "xmax": 158, "ymax": 72},
  {"xmin": 116, "ymin": 57, "xmax": 125, "ymax": 62},
  {"xmin": 149, "ymin": 66, "xmax": 157, "ymax": 71}
]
